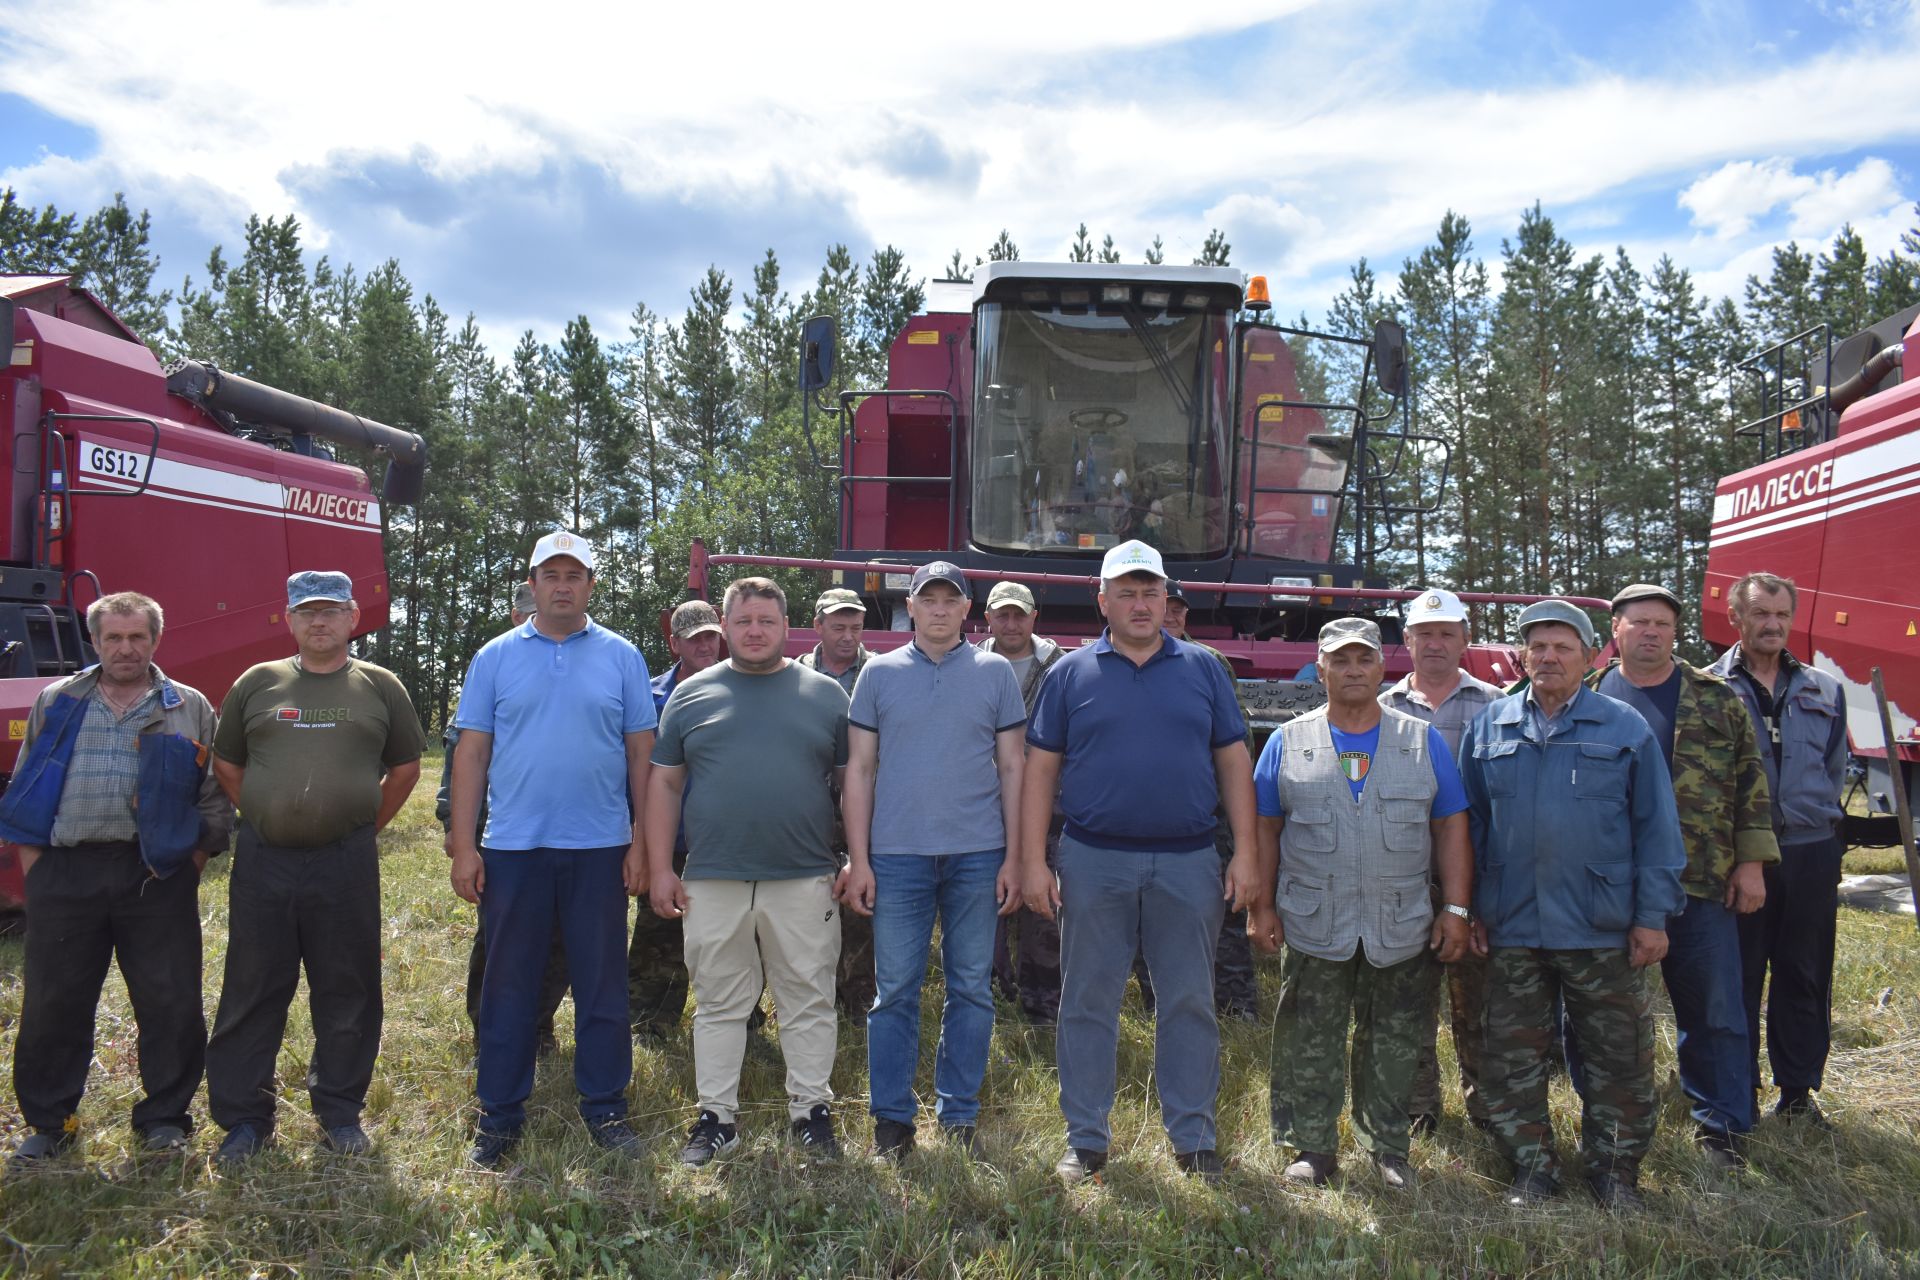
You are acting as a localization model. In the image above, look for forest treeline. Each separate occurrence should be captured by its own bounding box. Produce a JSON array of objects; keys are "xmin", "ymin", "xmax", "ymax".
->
[{"xmin": 4, "ymin": 188, "xmax": 1918, "ymax": 717}]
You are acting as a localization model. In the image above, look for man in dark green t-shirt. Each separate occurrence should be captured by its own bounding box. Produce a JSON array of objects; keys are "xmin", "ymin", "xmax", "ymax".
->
[{"xmin": 205, "ymin": 570, "xmax": 425, "ymax": 1166}]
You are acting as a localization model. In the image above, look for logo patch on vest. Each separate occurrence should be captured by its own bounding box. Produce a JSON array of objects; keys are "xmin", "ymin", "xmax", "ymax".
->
[{"xmin": 1339, "ymin": 751, "xmax": 1371, "ymax": 783}]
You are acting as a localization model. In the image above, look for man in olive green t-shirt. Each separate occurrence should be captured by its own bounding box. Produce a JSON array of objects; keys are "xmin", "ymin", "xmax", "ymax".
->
[{"xmin": 204, "ymin": 570, "xmax": 425, "ymax": 1166}]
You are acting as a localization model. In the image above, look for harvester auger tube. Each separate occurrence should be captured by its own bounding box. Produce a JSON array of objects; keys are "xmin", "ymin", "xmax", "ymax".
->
[{"xmin": 165, "ymin": 359, "xmax": 427, "ymax": 504}]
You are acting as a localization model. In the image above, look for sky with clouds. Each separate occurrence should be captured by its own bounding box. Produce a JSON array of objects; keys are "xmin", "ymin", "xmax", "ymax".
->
[{"xmin": 3, "ymin": 0, "xmax": 1918, "ymax": 355}]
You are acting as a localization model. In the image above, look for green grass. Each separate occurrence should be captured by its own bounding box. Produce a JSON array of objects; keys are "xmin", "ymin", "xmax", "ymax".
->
[{"xmin": 3, "ymin": 766, "xmax": 1919, "ymax": 1278}]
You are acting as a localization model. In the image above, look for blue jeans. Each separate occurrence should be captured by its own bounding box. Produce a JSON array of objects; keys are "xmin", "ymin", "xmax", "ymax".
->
[
  {"xmin": 1055, "ymin": 835, "xmax": 1224, "ymax": 1155},
  {"xmin": 476, "ymin": 846, "xmax": 632, "ymax": 1135},
  {"xmin": 1565, "ymin": 892, "xmax": 1753, "ymax": 1136},
  {"xmin": 867, "ymin": 850, "xmax": 1003, "ymax": 1128}
]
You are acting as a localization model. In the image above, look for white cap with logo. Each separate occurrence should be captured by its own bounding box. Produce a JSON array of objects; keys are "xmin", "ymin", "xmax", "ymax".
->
[
  {"xmin": 1099, "ymin": 539, "xmax": 1167, "ymax": 582},
  {"xmin": 530, "ymin": 530, "xmax": 595, "ymax": 572},
  {"xmin": 1404, "ymin": 588, "xmax": 1468, "ymax": 626}
]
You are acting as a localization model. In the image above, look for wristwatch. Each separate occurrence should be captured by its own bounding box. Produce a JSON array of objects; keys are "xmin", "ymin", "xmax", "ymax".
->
[{"xmin": 1441, "ymin": 903, "xmax": 1472, "ymax": 922}]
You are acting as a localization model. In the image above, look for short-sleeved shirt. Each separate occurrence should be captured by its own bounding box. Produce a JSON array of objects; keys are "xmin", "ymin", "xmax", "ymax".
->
[
  {"xmin": 1026, "ymin": 630, "xmax": 1246, "ymax": 852},
  {"xmin": 652, "ymin": 661, "xmax": 850, "ymax": 880},
  {"xmin": 1598, "ymin": 666, "xmax": 1682, "ymax": 770},
  {"xmin": 1255, "ymin": 722, "xmax": 1468, "ymax": 815},
  {"xmin": 215, "ymin": 657, "xmax": 425, "ymax": 847},
  {"xmin": 848, "ymin": 640, "xmax": 1026, "ymax": 856},
  {"xmin": 452, "ymin": 618, "xmax": 656, "ymax": 850},
  {"xmin": 1380, "ymin": 670, "xmax": 1504, "ymax": 760}
]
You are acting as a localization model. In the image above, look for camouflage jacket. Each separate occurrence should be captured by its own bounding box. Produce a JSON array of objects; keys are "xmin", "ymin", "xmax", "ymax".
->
[
  {"xmin": 798, "ymin": 643, "xmax": 870, "ymax": 697},
  {"xmin": 1585, "ymin": 660, "xmax": 1779, "ymax": 899}
]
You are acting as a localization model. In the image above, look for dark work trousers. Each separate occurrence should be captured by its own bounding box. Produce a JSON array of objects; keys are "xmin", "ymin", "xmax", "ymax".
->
[
  {"xmin": 469, "ymin": 914, "xmax": 569, "ymax": 1041},
  {"xmin": 206, "ymin": 824, "xmax": 382, "ymax": 1133},
  {"xmin": 13, "ymin": 842, "xmax": 205, "ymax": 1136},
  {"xmin": 476, "ymin": 845, "xmax": 631, "ymax": 1136},
  {"xmin": 1740, "ymin": 833, "xmax": 1845, "ymax": 1094}
]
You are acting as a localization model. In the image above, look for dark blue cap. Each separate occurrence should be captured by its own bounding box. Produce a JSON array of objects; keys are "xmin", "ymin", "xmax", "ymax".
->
[{"xmin": 909, "ymin": 561, "xmax": 970, "ymax": 598}]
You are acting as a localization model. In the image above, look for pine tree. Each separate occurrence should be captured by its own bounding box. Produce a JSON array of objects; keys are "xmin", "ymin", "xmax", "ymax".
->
[
  {"xmin": 987, "ymin": 230, "xmax": 1019, "ymax": 262},
  {"xmin": 1069, "ymin": 223, "xmax": 1094, "ymax": 263},
  {"xmin": 942, "ymin": 249, "xmax": 973, "ymax": 282},
  {"xmin": 71, "ymin": 193, "xmax": 172, "ymax": 340},
  {"xmin": 1815, "ymin": 224, "xmax": 1872, "ymax": 337},
  {"xmin": 1098, "ymin": 234, "xmax": 1121, "ymax": 264},
  {"xmin": 0, "ymin": 188, "xmax": 77, "ymax": 273},
  {"xmin": 1194, "ymin": 229, "xmax": 1230, "ymax": 266},
  {"xmin": 1144, "ymin": 235, "xmax": 1165, "ymax": 265}
]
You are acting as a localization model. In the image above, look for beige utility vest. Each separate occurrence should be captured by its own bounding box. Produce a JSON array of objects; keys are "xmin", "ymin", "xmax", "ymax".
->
[{"xmin": 1273, "ymin": 706, "xmax": 1438, "ymax": 967}]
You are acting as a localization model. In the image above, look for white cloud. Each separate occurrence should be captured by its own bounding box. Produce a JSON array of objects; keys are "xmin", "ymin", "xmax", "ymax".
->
[{"xmin": 1680, "ymin": 157, "xmax": 1812, "ymax": 237}]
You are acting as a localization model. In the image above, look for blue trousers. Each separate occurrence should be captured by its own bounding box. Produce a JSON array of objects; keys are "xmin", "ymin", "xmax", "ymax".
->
[
  {"xmin": 1055, "ymin": 835, "xmax": 1224, "ymax": 1155},
  {"xmin": 476, "ymin": 845, "xmax": 631, "ymax": 1135},
  {"xmin": 867, "ymin": 850, "xmax": 1002, "ymax": 1128},
  {"xmin": 1566, "ymin": 892, "xmax": 1753, "ymax": 1135}
]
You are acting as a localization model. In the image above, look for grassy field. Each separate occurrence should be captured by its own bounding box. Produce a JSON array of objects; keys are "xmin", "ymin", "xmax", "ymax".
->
[{"xmin": 2, "ymin": 766, "xmax": 1918, "ymax": 1278}]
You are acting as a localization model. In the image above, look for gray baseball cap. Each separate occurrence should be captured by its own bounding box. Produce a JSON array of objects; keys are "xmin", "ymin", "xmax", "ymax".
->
[
  {"xmin": 1516, "ymin": 599, "xmax": 1597, "ymax": 648},
  {"xmin": 287, "ymin": 570, "xmax": 353, "ymax": 609},
  {"xmin": 1317, "ymin": 617, "xmax": 1382, "ymax": 655},
  {"xmin": 1609, "ymin": 583, "xmax": 1683, "ymax": 616}
]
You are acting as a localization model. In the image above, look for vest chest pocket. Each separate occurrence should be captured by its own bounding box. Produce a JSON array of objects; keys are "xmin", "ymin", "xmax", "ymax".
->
[
  {"xmin": 1474, "ymin": 738, "xmax": 1522, "ymax": 798},
  {"xmin": 1283, "ymin": 803, "xmax": 1337, "ymax": 853},
  {"xmin": 1379, "ymin": 790, "xmax": 1432, "ymax": 852},
  {"xmin": 1573, "ymin": 743, "xmax": 1629, "ymax": 801}
]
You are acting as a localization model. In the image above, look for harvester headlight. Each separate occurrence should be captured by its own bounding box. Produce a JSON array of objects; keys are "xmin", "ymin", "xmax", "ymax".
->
[
  {"xmin": 1182, "ymin": 292, "xmax": 1210, "ymax": 310},
  {"xmin": 1022, "ymin": 288, "xmax": 1051, "ymax": 304},
  {"xmin": 1141, "ymin": 289, "xmax": 1171, "ymax": 309},
  {"xmin": 1101, "ymin": 285, "xmax": 1131, "ymax": 303},
  {"xmin": 1060, "ymin": 288, "xmax": 1091, "ymax": 306}
]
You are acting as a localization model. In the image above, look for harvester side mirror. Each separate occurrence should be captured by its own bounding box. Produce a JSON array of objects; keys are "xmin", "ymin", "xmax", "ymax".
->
[
  {"xmin": 382, "ymin": 456, "xmax": 426, "ymax": 506},
  {"xmin": 1372, "ymin": 319, "xmax": 1409, "ymax": 397},
  {"xmin": 800, "ymin": 315, "xmax": 837, "ymax": 393}
]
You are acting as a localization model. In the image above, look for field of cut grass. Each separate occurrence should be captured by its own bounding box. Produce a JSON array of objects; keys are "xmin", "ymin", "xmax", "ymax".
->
[{"xmin": 2, "ymin": 763, "xmax": 1918, "ymax": 1278}]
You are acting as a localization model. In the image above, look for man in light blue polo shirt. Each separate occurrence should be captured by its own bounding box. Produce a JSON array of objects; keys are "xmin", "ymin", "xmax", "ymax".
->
[
  {"xmin": 448, "ymin": 530, "xmax": 657, "ymax": 1168},
  {"xmin": 1020, "ymin": 540, "xmax": 1260, "ymax": 1185},
  {"xmin": 841, "ymin": 561, "xmax": 1026, "ymax": 1159}
]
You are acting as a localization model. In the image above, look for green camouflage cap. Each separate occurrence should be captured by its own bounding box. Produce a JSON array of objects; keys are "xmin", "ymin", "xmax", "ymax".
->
[
  {"xmin": 986, "ymin": 581, "xmax": 1037, "ymax": 613},
  {"xmin": 814, "ymin": 587, "xmax": 867, "ymax": 617}
]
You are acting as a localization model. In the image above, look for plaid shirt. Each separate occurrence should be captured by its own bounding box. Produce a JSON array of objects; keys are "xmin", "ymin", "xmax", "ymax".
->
[
  {"xmin": 1379, "ymin": 669, "xmax": 1504, "ymax": 760},
  {"xmin": 50, "ymin": 684, "xmax": 159, "ymax": 845}
]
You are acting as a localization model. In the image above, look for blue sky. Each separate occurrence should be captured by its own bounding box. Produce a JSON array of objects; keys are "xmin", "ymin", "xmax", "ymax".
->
[{"xmin": 3, "ymin": 0, "xmax": 1917, "ymax": 355}]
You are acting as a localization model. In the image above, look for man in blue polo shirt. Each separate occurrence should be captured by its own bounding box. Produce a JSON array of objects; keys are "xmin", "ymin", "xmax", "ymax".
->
[
  {"xmin": 840, "ymin": 561, "xmax": 1026, "ymax": 1159},
  {"xmin": 448, "ymin": 531, "xmax": 657, "ymax": 1168},
  {"xmin": 1020, "ymin": 540, "xmax": 1259, "ymax": 1185}
]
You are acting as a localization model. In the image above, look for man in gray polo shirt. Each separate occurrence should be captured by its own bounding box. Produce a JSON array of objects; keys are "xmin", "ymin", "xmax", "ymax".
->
[{"xmin": 841, "ymin": 561, "xmax": 1026, "ymax": 1158}]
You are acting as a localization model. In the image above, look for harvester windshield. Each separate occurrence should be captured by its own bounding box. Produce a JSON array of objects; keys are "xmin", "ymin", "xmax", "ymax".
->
[{"xmin": 971, "ymin": 299, "xmax": 1231, "ymax": 556}]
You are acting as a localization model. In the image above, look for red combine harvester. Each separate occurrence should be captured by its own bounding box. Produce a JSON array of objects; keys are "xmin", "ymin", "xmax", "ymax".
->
[
  {"xmin": 691, "ymin": 261, "xmax": 1595, "ymax": 717},
  {"xmin": 1703, "ymin": 302, "xmax": 1920, "ymax": 845},
  {"xmin": 0, "ymin": 274, "xmax": 426, "ymax": 914}
]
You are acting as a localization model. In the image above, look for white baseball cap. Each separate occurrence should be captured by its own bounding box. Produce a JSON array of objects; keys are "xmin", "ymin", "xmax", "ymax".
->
[
  {"xmin": 530, "ymin": 530, "xmax": 596, "ymax": 572},
  {"xmin": 1100, "ymin": 539, "xmax": 1166, "ymax": 582},
  {"xmin": 1404, "ymin": 587, "xmax": 1468, "ymax": 626}
]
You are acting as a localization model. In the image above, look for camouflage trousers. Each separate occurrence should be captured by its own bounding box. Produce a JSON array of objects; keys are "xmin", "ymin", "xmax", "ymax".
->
[
  {"xmin": 628, "ymin": 849, "xmax": 690, "ymax": 1035},
  {"xmin": 1480, "ymin": 947, "xmax": 1656, "ymax": 1180},
  {"xmin": 1408, "ymin": 947, "xmax": 1490, "ymax": 1122},
  {"xmin": 1270, "ymin": 943, "xmax": 1433, "ymax": 1159},
  {"xmin": 992, "ymin": 825, "xmax": 1062, "ymax": 1021}
]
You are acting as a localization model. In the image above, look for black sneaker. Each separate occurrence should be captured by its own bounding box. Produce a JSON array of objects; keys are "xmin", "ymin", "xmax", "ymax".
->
[
  {"xmin": 790, "ymin": 1104, "xmax": 840, "ymax": 1159},
  {"xmin": 681, "ymin": 1110, "xmax": 740, "ymax": 1168},
  {"xmin": 942, "ymin": 1124, "xmax": 980, "ymax": 1158},
  {"xmin": 469, "ymin": 1130, "xmax": 519, "ymax": 1169},
  {"xmin": 872, "ymin": 1117, "xmax": 916, "ymax": 1161},
  {"xmin": 1373, "ymin": 1152, "xmax": 1416, "ymax": 1192},
  {"xmin": 1587, "ymin": 1168, "xmax": 1645, "ymax": 1212},
  {"xmin": 1175, "ymin": 1148, "xmax": 1224, "ymax": 1185},
  {"xmin": 589, "ymin": 1119, "xmax": 642, "ymax": 1158},
  {"xmin": 8, "ymin": 1128, "xmax": 76, "ymax": 1168},
  {"xmin": 1777, "ymin": 1091, "xmax": 1834, "ymax": 1130},
  {"xmin": 1503, "ymin": 1169, "xmax": 1560, "ymax": 1207},
  {"xmin": 321, "ymin": 1123, "xmax": 372, "ymax": 1156},
  {"xmin": 1697, "ymin": 1126, "xmax": 1746, "ymax": 1171},
  {"xmin": 1282, "ymin": 1150, "xmax": 1337, "ymax": 1186},
  {"xmin": 216, "ymin": 1124, "xmax": 273, "ymax": 1169},
  {"xmin": 1056, "ymin": 1146, "xmax": 1107, "ymax": 1185}
]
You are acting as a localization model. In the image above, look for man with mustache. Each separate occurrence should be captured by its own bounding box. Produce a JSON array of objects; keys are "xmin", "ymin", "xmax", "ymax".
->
[{"xmin": 1707, "ymin": 572, "xmax": 1848, "ymax": 1130}]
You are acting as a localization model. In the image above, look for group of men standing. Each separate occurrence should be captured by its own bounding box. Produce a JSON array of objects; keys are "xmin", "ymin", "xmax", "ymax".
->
[{"xmin": 4, "ymin": 527, "xmax": 1854, "ymax": 1207}]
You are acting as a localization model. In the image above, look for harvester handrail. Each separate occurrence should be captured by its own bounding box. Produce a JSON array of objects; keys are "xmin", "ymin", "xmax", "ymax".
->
[
  {"xmin": 701, "ymin": 552, "xmax": 1608, "ymax": 609},
  {"xmin": 833, "ymin": 387, "xmax": 962, "ymax": 552}
]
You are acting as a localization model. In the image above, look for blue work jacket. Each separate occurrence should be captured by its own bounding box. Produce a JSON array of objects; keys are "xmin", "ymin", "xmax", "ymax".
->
[
  {"xmin": 1706, "ymin": 645, "xmax": 1848, "ymax": 847},
  {"xmin": 1460, "ymin": 685, "xmax": 1686, "ymax": 949}
]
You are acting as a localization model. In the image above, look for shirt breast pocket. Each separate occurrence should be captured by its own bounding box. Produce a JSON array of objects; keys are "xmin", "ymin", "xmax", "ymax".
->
[
  {"xmin": 1784, "ymin": 688, "xmax": 1837, "ymax": 753},
  {"xmin": 1573, "ymin": 742, "xmax": 1630, "ymax": 802},
  {"xmin": 1473, "ymin": 738, "xmax": 1522, "ymax": 798}
]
